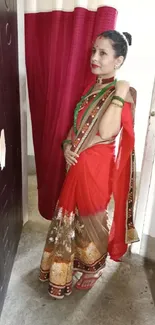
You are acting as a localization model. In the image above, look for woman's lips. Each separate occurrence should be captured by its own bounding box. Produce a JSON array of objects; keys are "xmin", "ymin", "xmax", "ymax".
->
[{"xmin": 91, "ymin": 64, "xmax": 100, "ymax": 69}]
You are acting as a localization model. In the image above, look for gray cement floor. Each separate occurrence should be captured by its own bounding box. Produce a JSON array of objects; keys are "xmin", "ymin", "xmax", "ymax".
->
[{"xmin": 0, "ymin": 176, "xmax": 155, "ymax": 325}]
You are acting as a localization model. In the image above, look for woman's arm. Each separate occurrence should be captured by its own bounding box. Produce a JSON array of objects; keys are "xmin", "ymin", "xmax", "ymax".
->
[
  {"xmin": 62, "ymin": 127, "xmax": 73, "ymax": 151},
  {"xmin": 66, "ymin": 127, "xmax": 73, "ymax": 140},
  {"xmin": 99, "ymin": 80, "xmax": 130, "ymax": 139}
]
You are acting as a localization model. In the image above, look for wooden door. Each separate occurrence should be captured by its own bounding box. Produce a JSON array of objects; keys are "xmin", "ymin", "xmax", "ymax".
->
[{"xmin": 0, "ymin": 0, "xmax": 22, "ymax": 314}]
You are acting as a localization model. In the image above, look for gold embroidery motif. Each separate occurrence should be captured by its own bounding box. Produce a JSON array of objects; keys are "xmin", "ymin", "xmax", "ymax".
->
[
  {"xmin": 125, "ymin": 149, "xmax": 139, "ymax": 244},
  {"xmin": 40, "ymin": 206, "xmax": 108, "ymax": 297}
]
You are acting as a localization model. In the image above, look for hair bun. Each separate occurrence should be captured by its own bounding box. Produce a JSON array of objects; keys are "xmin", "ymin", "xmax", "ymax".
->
[{"xmin": 123, "ymin": 32, "xmax": 132, "ymax": 46}]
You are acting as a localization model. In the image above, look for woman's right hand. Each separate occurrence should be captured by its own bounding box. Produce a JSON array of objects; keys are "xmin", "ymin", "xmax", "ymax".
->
[{"xmin": 64, "ymin": 144, "xmax": 79, "ymax": 166}]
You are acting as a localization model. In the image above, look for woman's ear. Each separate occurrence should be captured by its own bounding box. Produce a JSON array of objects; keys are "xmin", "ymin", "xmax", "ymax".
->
[{"xmin": 115, "ymin": 56, "xmax": 124, "ymax": 69}]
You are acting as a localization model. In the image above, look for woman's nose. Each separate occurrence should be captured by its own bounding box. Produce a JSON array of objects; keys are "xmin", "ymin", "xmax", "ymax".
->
[{"xmin": 92, "ymin": 51, "xmax": 99, "ymax": 61}]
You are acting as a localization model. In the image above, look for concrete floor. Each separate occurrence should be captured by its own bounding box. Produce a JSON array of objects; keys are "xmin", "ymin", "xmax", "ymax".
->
[{"xmin": 0, "ymin": 176, "xmax": 155, "ymax": 325}]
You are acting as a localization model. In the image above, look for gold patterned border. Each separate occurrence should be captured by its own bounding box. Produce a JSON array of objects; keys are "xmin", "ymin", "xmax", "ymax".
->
[{"xmin": 125, "ymin": 149, "xmax": 139, "ymax": 244}]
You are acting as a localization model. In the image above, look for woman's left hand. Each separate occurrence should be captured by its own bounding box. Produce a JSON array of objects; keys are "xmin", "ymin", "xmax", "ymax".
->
[
  {"xmin": 64, "ymin": 144, "xmax": 79, "ymax": 166},
  {"xmin": 115, "ymin": 80, "xmax": 130, "ymax": 99}
]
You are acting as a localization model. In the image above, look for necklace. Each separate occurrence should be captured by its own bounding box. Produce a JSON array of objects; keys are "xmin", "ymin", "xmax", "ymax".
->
[{"xmin": 96, "ymin": 76, "xmax": 115, "ymax": 85}]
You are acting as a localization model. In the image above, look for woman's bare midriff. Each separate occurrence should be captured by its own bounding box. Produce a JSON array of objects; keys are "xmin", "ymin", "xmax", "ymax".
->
[{"xmin": 86, "ymin": 135, "xmax": 115, "ymax": 149}]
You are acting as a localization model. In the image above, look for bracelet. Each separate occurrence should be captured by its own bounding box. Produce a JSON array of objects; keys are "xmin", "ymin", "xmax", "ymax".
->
[
  {"xmin": 112, "ymin": 95, "xmax": 125, "ymax": 105},
  {"xmin": 111, "ymin": 101, "xmax": 124, "ymax": 108},
  {"xmin": 61, "ymin": 139, "xmax": 72, "ymax": 150}
]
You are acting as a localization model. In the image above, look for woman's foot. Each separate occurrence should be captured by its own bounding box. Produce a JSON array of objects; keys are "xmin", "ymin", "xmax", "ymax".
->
[
  {"xmin": 39, "ymin": 270, "xmax": 49, "ymax": 282},
  {"xmin": 75, "ymin": 269, "xmax": 103, "ymax": 290}
]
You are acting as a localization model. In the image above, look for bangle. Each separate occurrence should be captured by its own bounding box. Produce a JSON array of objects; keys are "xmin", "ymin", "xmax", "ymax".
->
[
  {"xmin": 112, "ymin": 95, "xmax": 125, "ymax": 105},
  {"xmin": 61, "ymin": 139, "xmax": 72, "ymax": 150},
  {"xmin": 111, "ymin": 101, "xmax": 124, "ymax": 108}
]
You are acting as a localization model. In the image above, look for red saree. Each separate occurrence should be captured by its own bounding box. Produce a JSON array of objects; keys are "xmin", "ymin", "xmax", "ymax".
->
[{"xmin": 39, "ymin": 84, "xmax": 139, "ymax": 299}]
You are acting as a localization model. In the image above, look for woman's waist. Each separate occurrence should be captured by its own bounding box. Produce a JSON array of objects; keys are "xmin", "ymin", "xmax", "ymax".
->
[
  {"xmin": 70, "ymin": 133, "xmax": 115, "ymax": 156},
  {"xmin": 82, "ymin": 135, "xmax": 115, "ymax": 152},
  {"xmin": 68, "ymin": 141, "xmax": 115, "ymax": 177}
]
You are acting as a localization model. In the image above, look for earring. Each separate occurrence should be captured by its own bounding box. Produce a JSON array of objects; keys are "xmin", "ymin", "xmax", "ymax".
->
[{"xmin": 114, "ymin": 65, "xmax": 118, "ymax": 70}]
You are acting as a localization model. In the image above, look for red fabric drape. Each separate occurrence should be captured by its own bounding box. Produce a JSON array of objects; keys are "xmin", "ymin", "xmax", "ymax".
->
[
  {"xmin": 25, "ymin": 6, "xmax": 117, "ymax": 219},
  {"xmin": 108, "ymin": 103, "xmax": 135, "ymax": 260}
]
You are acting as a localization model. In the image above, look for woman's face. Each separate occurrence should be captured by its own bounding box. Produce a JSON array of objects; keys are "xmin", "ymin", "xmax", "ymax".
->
[{"xmin": 90, "ymin": 36, "xmax": 123, "ymax": 77}]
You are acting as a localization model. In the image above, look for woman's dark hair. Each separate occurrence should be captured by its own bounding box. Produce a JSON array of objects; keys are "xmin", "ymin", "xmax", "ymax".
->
[{"xmin": 98, "ymin": 30, "xmax": 132, "ymax": 60}]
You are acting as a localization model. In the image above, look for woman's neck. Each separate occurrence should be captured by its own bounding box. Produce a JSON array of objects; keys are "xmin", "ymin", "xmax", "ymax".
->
[{"xmin": 97, "ymin": 73, "xmax": 116, "ymax": 79}]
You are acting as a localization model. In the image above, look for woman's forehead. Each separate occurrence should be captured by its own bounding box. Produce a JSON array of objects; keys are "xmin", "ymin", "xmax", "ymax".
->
[{"xmin": 93, "ymin": 37, "xmax": 112, "ymax": 50}]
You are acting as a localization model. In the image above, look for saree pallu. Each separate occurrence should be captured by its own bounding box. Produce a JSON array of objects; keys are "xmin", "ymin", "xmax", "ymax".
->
[{"xmin": 39, "ymin": 85, "xmax": 139, "ymax": 298}]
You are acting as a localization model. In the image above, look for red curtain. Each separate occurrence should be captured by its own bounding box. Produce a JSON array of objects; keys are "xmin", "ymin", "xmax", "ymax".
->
[{"xmin": 25, "ymin": 6, "xmax": 117, "ymax": 220}]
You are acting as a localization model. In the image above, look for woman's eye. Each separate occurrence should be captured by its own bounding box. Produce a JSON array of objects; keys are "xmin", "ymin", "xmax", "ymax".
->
[
  {"xmin": 100, "ymin": 51, "xmax": 105, "ymax": 56},
  {"xmin": 92, "ymin": 48, "xmax": 96, "ymax": 54}
]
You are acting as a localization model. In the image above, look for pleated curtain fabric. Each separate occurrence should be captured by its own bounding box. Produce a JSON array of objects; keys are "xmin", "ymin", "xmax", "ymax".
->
[{"xmin": 25, "ymin": 0, "xmax": 117, "ymax": 219}]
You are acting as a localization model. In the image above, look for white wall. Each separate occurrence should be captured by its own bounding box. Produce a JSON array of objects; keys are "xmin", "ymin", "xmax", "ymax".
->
[
  {"xmin": 139, "ymin": 152, "xmax": 155, "ymax": 260},
  {"xmin": 116, "ymin": 1, "xmax": 155, "ymax": 172},
  {"xmin": 115, "ymin": 1, "xmax": 155, "ymax": 259},
  {"xmin": 131, "ymin": 78, "xmax": 155, "ymax": 257},
  {"xmin": 23, "ymin": 1, "xmax": 35, "ymax": 158},
  {"xmin": 143, "ymin": 82, "xmax": 155, "ymax": 238},
  {"xmin": 17, "ymin": 0, "xmax": 28, "ymax": 223},
  {"xmin": 143, "ymin": 159, "xmax": 155, "ymax": 237}
]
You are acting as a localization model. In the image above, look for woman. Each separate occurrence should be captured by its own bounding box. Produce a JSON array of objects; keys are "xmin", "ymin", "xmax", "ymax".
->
[{"xmin": 39, "ymin": 30, "xmax": 139, "ymax": 299}]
